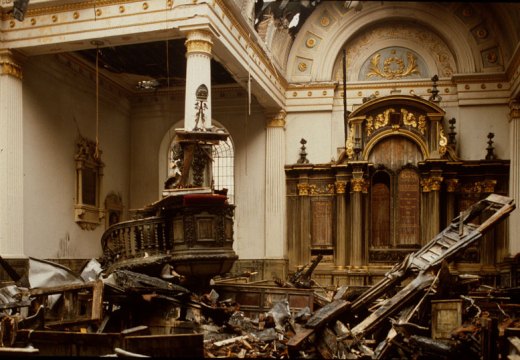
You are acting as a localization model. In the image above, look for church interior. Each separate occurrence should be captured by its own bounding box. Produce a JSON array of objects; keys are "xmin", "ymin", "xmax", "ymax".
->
[{"xmin": 1, "ymin": 0, "xmax": 520, "ymax": 290}]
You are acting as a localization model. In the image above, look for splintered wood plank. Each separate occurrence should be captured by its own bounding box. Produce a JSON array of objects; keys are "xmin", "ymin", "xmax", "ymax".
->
[
  {"xmin": 305, "ymin": 299, "xmax": 351, "ymax": 329},
  {"xmin": 287, "ymin": 328, "xmax": 315, "ymax": 351}
]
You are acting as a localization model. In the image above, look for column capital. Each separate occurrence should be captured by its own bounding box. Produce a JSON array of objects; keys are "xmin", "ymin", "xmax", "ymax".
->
[
  {"xmin": 445, "ymin": 178, "xmax": 459, "ymax": 193},
  {"xmin": 184, "ymin": 30, "xmax": 213, "ymax": 56},
  {"xmin": 266, "ymin": 110, "xmax": 286, "ymax": 127},
  {"xmin": 510, "ymin": 100, "xmax": 520, "ymax": 121},
  {"xmin": 0, "ymin": 50, "xmax": 23, "ymax": 80},
  {"xmin": 421, "ymin": 175, "xmax": 443, "ymax": 192},
  {"xmin": 335, "ymin": 180, "xmax": 347, "ymax": 194}
]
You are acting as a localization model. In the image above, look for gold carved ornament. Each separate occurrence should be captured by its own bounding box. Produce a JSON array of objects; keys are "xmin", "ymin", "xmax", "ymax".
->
[
  {"xmin": 351, "ymin": 178, "xmax": 366, "ymax": 192},
  {"xmin": 335, "ymin": 181, "xmax": 347, "ymax": 194},
  {"xmin": 0, "ymin": 59, "xmax": 22, "ymax": 80},
  {"xmin": 367, "ymin": 52, "xmax": 419, "ymax": 80},
  {"xmin": 461, "ymin": 182, "xmax": 483, "ymax": 194},
  {"xmin": 297, "ymin": 183, "xmax": 310, "ymax": 196},
  {"xmin": 309, "ymin": 184, "xmax": 334, "ymax": 195},
  {"xmin": 445, "ymin": 179, "xmax": 459, "ymax": 193},
  {"xmin": 185, "ymin": 39, "xmax": 213, "ymax": 55},
  {"xmin": 439, "ymin": 128, "xmax": 448, "ymax": 156},
  {"xmin": 365, "ymin": 116, "xmax": 374, "ymax": 137},
  {"xmin": 421, "ymin": 176, "xmax": 443, "ymax": 192},
  {"xmin": 377, "ymin": 109, "xmax": 393, "ymax": 129},
  {"xmin": 418, "ymin": 115, "xmax": 427, "ymax": 135},
  {"xmin": 401, "ymin": 109, "xmax": 417, "ymax": 128},
  {"xmin": 482, "ymin": 180, "xmax": 497, "ymax": 193}
]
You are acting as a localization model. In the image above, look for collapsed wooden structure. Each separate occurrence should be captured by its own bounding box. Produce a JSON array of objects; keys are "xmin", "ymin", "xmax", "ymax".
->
[
  {"xmin": 0, "ymin": 194, "xmax": 516, "ymax": 358},
  {"xmin": 287, "ymin": 193, "xmax": 516, "ymax": 358}
]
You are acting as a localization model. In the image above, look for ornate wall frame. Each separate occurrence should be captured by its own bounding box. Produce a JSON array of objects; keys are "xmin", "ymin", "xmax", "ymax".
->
[{"xmin": 74, "ymin": 136, "xmax": 104, "ymax": 230}]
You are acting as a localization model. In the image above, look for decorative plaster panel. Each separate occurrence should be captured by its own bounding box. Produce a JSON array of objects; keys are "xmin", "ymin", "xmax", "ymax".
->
[
  {"xmin": 334, "ymin": 23, "xmax": 456, "ymax": 82},
  {"xmin": 360, "ymin": 47, "xmax": 427, "ymax": 81}
]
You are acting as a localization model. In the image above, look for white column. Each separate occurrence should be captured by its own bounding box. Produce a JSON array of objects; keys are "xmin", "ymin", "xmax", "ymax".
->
[
  {"xmin": 265, "ymin": 111, "xmax": 286, "ymax": 258},
  {"xmin": 184, "ymin": 30, "xmax": 213, "ymax": 131},
  {"xmin": 0, "ymin": 50, "xmax": 24, "ymax": 256},
  {"xmin": 509, "ymin": 100, "xmax": 520, "ymax": 256}
]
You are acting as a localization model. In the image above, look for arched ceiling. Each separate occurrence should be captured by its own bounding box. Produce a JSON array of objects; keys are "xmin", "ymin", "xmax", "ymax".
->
[{"xmin": 277, "ymin": 1, "xmax": 520, "ymax": 83}]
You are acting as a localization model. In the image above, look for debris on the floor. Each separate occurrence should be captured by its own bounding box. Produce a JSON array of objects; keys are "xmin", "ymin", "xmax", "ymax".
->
[{"xmin": 0, "ymin": 194, "xmax": 517, "ymax": 358}]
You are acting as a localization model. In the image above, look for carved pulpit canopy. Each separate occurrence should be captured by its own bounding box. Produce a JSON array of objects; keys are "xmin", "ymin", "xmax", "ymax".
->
[{"xmin": 343, "ymin": 95, "xmax": 449, "ymax": 162}]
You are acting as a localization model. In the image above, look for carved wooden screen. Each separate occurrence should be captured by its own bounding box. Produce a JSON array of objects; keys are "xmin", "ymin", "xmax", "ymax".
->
[
  {"xmin": 311, "ymin": 197, "xmax": 334, "ymax": 249},
  {"xmin": 371, "ymin": 172, "xmax": 391, "ymax": 248},
  {"xmin": 396, "ymin": 167, "xmax": 420, "ymax": 246}
]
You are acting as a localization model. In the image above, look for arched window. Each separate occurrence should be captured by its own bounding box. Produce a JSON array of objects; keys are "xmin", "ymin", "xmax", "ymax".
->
[
  {"xmin": 167, "ymin": 124, "xmax": 234, "ymax": 204},
  {"xmin": 211, "ymin": 130, "xmax": 235, "ymax": 204}
]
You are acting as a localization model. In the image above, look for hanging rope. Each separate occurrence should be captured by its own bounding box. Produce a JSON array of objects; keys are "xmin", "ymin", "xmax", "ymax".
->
[{"xmin": 95, "ymin": 46, "xmax": 100, "ymax": 160}]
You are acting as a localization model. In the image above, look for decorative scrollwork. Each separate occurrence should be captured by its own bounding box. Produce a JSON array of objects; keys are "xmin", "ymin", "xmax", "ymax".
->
[
  {"xmin": 418, "ymin": 115, "xmax": 427, "ymax": 135},
  {"xmin": 439, "ymin": 128, "xmax": 448, "ymax": 156},
  {"xmin": 401, "ymin": 109, "xmax": 417, "ymax": 128},
  {"xmin": 365, "ymin": 116, "xmax": 374, "ymax": 137}
]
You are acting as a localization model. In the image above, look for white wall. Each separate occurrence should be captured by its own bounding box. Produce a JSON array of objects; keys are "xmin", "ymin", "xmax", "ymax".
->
[
  {"xmin": 215, "ymin": 97, "xmax": 266, "ymax": 259},
  {"xmin": 457, "ymin": 105, "xmax": 510, "ymax": 160},
  {"xmin": 285, "ymin": 111, "xmax": 335, "ymax": 165},
  {"xmin": 23, "ymin": 54, "xmax": 131, "ymax": 259}
]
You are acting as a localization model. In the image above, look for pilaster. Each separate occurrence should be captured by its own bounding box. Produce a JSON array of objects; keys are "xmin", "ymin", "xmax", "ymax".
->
[
  {"xmin": 0, "ymin": 50, "xmax": 24, "ymax": 256},
  {"xmin": 265, "ymin": 110, "xmax": 286, "ymax": 259},
  {"xmin": 350, "ymin": 165, "xmax": 366, "ymax": 266},
  {"xmin": 183, "ymin": 30, "xmax": 213, "ymax": 131},
  {"xmin": 334, "ymin": 173, "xmax": 348, "ymax": 268},
  {"xmin": 445, "ymin": 178, "xmax": 459, "ymax": 225},
  {"xmin": 421, "ymin": 171, "xmax": 443, "ymax": 244},
  {"xmin": 509, "ymin": 100, "xmax": 520, "ymax": 256}
]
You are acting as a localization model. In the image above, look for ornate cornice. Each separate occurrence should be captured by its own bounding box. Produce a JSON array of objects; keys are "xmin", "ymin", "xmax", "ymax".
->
[{"xmin": 451, "ymin": 72, "xmax": 507, "ymax": 83}]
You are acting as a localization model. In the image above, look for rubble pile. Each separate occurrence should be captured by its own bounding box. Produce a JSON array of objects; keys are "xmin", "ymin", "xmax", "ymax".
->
[
  {"xmin": 0, "ymin": 253, "xmax": 519, "ymax": 358},
  {"xmin": 0, "ymin": 194, "xmax": 517, "ymax": 358}
]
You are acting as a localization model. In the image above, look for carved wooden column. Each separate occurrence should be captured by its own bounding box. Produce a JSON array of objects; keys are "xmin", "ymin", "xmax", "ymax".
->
[
  {"xmin": 421, "ymin": 171, "xmax": 443, "ymax": 244},
  {"xmin": 508, "ymin": 100, "xmax": 520, "ymax": 256},
  {"xmin": 445, "ymin": 178, "xmax": 459, "ymax": 225},
  {"xmin": 0, "ymin": 50, "xmax": 24, "ymax": 256},
  {"xmin": 334, "ymin": 171, "xmax": 348, "ymax": 268},
  {"xmin": 297, "ymin": 175, "xmax": 311, "ymax": 266},
  {"xmin": 350, "ymin": 166, "xmax": 366, "ymax": 266},
  {"xmin": 265, "ymin": 111, "xmax": 286, "ymax": 259},
  {"xmin": 183, "ymin": 30, "xmax": 213, "ymax": 130}
]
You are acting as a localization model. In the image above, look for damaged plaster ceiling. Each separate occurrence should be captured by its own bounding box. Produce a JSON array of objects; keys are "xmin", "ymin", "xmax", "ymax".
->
[{"xmin": 76, "ymin": 39, "xmax": 236, "ymax": 91}]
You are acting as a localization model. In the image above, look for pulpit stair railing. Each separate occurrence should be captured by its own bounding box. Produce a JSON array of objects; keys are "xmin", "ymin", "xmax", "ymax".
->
[{"xmin": 101, "ymin": 216, "xmax": 172, "ymax": 265}]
